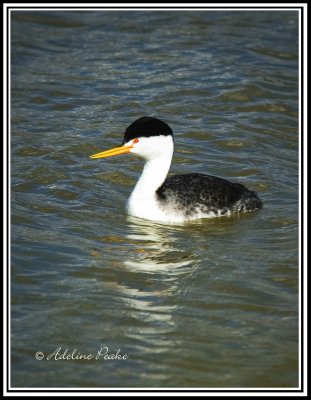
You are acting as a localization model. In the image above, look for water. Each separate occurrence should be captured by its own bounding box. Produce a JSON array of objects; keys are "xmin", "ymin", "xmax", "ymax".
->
[{"xmin": 10, "ymin": 10, "xmax": 299, "ymax": 389}]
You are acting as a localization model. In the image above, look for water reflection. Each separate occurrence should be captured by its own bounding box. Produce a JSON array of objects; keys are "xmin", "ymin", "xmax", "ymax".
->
[
  {"xmin": 96, "ymin": 217, "xmax": 199, "ymax": 357},
  {"xmin": 124, "ymin": 216, "xmax": 196, "ymax": 273}
]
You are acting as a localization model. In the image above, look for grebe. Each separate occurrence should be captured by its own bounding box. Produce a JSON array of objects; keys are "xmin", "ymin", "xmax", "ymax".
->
[{"xmin": 90, "ymin": 117, "xmax": 262, "ymax": 223}]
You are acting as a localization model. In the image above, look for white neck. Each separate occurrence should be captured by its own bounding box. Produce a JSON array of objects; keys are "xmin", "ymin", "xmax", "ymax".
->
[
  {"xmin": 126, "ymin": 135, "xmax": 174, "ymax": 219},
  {"xmin": 132, "ymin": 154, "xmax": 172, "ymax": 198}
]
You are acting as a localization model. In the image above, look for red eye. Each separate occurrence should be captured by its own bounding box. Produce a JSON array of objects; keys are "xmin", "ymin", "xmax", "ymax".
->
[{"xmin": 133, "ymin": 138, "xmax": 139, "ymax": 143}]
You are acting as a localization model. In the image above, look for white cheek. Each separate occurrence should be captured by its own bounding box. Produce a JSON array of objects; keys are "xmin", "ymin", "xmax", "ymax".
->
[
  {"xmin": 129, "ymin": 145, "xmax": 140, "ymax": 155},
  {"xmin": 129, "ymin": 136, "xmax": 174, "ymax": 159}
]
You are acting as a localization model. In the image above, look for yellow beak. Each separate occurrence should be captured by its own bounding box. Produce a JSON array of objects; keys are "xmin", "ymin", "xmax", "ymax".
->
[{"xmin": 89, "ymin": 144, "xmax": 133, "ymax": 159}]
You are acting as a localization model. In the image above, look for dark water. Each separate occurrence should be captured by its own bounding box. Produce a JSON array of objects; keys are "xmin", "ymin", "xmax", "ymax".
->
[{"xmin": 10, "ymin": 10, "xmax": 299, "ymax": 389}]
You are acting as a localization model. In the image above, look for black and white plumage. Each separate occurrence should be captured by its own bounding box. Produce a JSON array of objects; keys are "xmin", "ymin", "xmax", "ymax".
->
[{"xmin": 90, "ymin": 117, "xmax": 262, "ymax": 223}]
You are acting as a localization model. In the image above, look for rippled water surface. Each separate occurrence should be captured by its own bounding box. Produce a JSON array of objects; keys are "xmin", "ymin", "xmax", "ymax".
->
[{"xmin": 10, "ymin": 10, "xmax": 299, "ymax": 389}]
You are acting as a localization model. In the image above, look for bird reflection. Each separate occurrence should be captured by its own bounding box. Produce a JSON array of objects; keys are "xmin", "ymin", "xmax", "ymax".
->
[
  {"xmin": 123, "ymin": 215, "xmax": 196, "ymax": 274},
  {"xmin": 88, "ymin": 217, "xmax": 200, "ymax": 359}
]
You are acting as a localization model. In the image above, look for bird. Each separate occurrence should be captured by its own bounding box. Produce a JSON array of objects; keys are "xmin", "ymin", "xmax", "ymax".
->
[{"xmin": 90, "ymin": 116, "xmax": 262, "ymax": 224}]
